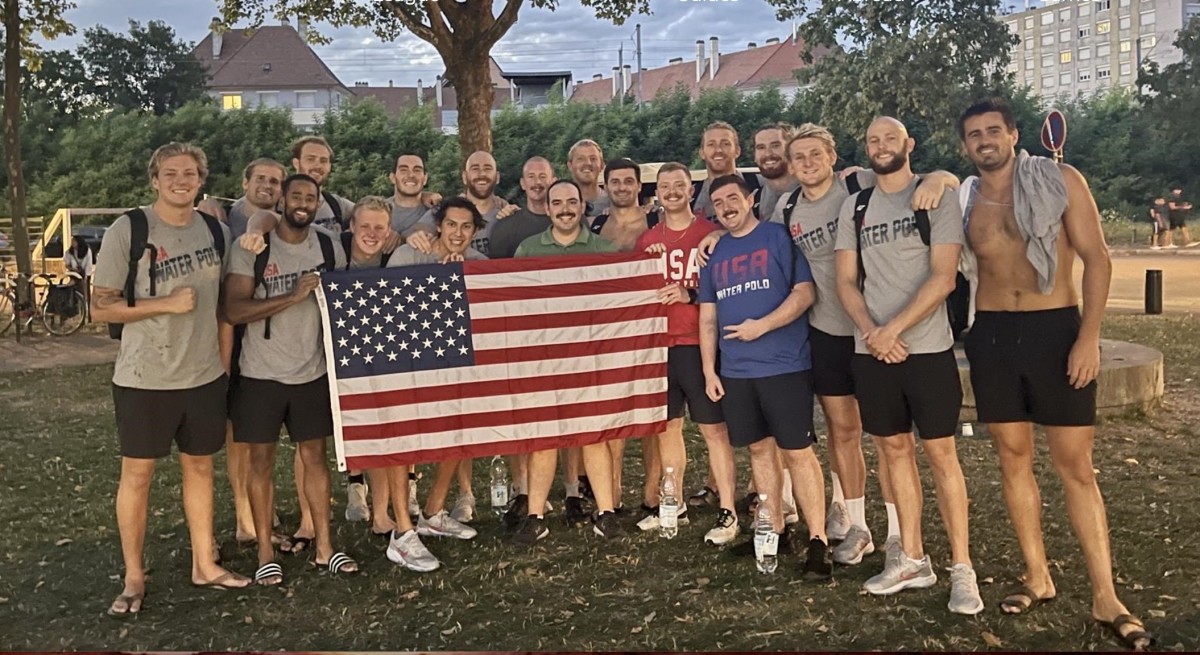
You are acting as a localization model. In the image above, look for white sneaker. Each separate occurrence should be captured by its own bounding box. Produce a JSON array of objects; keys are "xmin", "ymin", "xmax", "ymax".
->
[
  {"xmin": 1150, "ymin": 245, "xmax": 1162, "ymax": 250},
  {"xmin": 449, "ymin": 494, "xmax": 476, "ymax": 524},
  {"xmin": 637, "ymin": 508, "xmax": 689, "ymax": 531},
  {"xmin": 826, "ymin": 501, "xmax": 850, "ymax": 540},
  {"xmin": 407, "ymin": 477, "xmax": 419, "ymax": 518},
  {"xmin": 345, "ymin": 481, "xmax": 370, "ymax": 522},
  {"xmin": 418, "ymin": 510, "xmax": 478, "ymax": 540},
  {"xmin": 704, "ymin": 509, "xmax": 739, "ymax": 545},
  {"xmin": 386, "ymin": 529, "xmax": 441, "ymax": 572},
  {"xmin": 948, "ymin": 563, "xmax": 985, "ymax": 615},
  {"xmin": 864, "ymin": 552, "xmax": 937, "ymax": 596},
  {"xmin": 832, "ymin": 524, "xmax": 875, "ymax": 565},
  {"xmin": 783, "ymin": 498, "xmax": 800, "ymax": 526}
]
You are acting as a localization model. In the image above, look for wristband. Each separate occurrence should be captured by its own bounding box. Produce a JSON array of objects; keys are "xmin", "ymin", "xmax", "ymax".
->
[{"xmin": 686, "ymin": 288, "xmax": 698, "ymax": 304}]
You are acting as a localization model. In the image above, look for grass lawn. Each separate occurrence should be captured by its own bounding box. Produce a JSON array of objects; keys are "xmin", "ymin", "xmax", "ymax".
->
[{"xmin": 0, "ymin": 313, "xmax": 1197, "ymax": 651}]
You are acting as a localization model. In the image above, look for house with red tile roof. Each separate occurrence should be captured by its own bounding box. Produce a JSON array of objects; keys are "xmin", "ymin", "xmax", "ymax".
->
[{"xmin": 570, "ymin": 33, "xmax": 827, "ymax": 104}]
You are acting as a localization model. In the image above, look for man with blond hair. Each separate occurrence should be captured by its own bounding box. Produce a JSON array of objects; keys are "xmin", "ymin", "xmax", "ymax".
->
[
  {"xmin": 93, "ymin": 142, "xmax": 250, "ymax": 616},
  {"xmin": 567, "ymin": 138, "xmax": 611, "ymax": 218}
]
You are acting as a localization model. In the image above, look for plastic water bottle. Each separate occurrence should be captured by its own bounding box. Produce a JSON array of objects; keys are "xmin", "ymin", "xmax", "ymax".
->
[
  {"xmin": 753, "ymin": 493, "xmax": 778, "ymax": 574},
  {"xmin": 659, "ymin": 466, "xmax": 679, "ymax": 539},
  {"xmin": 489, "ymin": 456, "xmax": 509, "ymax": 516}
]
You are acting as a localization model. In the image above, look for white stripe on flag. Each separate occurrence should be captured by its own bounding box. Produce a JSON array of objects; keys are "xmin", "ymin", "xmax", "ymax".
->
[
  {"xmin": 465, "ymin": 258, "xmax": 663, "ymax": 289},
  {"xmin": 342, "ymin": 376, "xmax": 667, "ymax": 426},
  {"xmin": 467, "ymin": 290, "xmax": 658, "ymax": 318},
  {"xmin": 344, "ymin": 406, "xmax": 667, "ymax": 456},
  {"xmin": 338, "ymin": 348, "xmax": 667, "ymax": 396},
  {"xmin": 473, "ymin": 317, "xmax": 664, "ymax": 351}
]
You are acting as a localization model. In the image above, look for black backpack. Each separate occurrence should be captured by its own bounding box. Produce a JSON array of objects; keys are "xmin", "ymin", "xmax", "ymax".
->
[
  {"xmin": 850, "ymin": 181, "xmax": 970, "ymax": 341},
  {"xmin": 253, "ymin": 230, "xmax": 336, "ymax": 339},
  {"xmin": 324, "ymin": 191, "xmax": 345, "ymax": 229},
  {"xmin": 108, "ymin": 208, "xmax": 225, "ymax": 339}
]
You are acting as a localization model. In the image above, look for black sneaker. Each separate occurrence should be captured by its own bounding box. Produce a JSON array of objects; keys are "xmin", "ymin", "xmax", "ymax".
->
[
  {"xmin": 564, "ymin": 496, "xmax": 590, "ymax": 527},
  {"xmin": 578, "ymin": 475, "xmax": 595, "ymax": 502},
  {"xmin": 803, "ymin": 537, "xmax": 833, "ymax": 582},
  {"xmin": 512, "ymin": 515, "xmax": 548, "ymax": 546},
  {"xmin": 730, "ymin": 527, "xmax": 794, "ymax": 557},
  {"xmin": 687, "ymin": 485, "xmax": 719, "ymax": 509},
  {"xmin": 592, "ymin": 511, "xmax": 625, "ymax": 539},
  {"xmin": 502, "ymin": 494, "xmax": 529, "ymax": 531}
]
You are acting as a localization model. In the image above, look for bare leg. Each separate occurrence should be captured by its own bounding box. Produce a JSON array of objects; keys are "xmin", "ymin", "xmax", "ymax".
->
[
  {"xmin": 509, "ymin": 454, "xmax": 529, "ymax": 495},
  {"xmin": 112, "ymin": 457, "xmax": 155, "ymax": 612},
  {"xmin": 920, "ymin": 436, "xmax": 972, "ymax": 566},
  {"xmin": 367, "ymin": 468, "xmax": 395, "ymax": 534},
  {"xmin": 875, "ymin": 433, "xmax": 923, "ymax": 559},
  {"xmin": 821, "ymin": 395, "xmax": 865, "ymax": 502},
  {"xmin": 248, "ymin": 443, "xmax": 278, "ymax": 568},
  {"xmin": 297, "ymin": 438, "xmax": 341, "ymax": 566},
  {"xmin": 781, "ymin": 447, "xmax": 827, "ymax": 542},
  {"xmin": 526, "ymin": 449, "xmax": 559, "ymax": 517},
  {"xmin": 225, "ymin": 423, "xmax": 255, "ymax": 542},
  {"xmin": 293, "ymin": 448, "xmax": 314, "ymax": 540},
  {"xmin": 746, "ymin": 439, "xmax": 783, "ymax": 532},
  {"xmin": 423, "ymin": 459, "xmax": 460, "ymax": 516},
  {"xmin": 455, "ymin": 459, "xmax": 474, "ymax": 497},
  {"xmin": 182, "ymin": 453, "xmax": 248, "ymax": 586},
  {"xmin": 990, "ymin": 422, "xmax": 1055, "ymax": 600},
  {"xmin": 607, "ymin": 438, "xmax": 627, "ymax": 508},
  {"xmin": 699, "ymin": 422, "xmax": 736, "ymax": 512},
  {"xmin": 655, "ymin": 420, "xmax": 686, "ymax": 506},
  {"xmin": 582, "ymin": 442, "xmax": 615, "ymax": 513},
  {"xmin": 563, "ymin": 446, "xmax": 583, "ymax": 495},
  {"xmin": 387, "ymin": 466, "xmax": 416, "ymax": 532}
]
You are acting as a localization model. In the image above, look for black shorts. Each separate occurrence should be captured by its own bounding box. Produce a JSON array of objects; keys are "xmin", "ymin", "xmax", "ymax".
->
[
  {"xmin": 1169, "ymin": 213, "xmax": 1188, "ymax": 229},
  {"xmin": 965, "ymin": 307, "xmax": 1097, "ymax": 426},
  {"xmin": 811, "ymin": 327, "xmax": 855, "ymax": 397},
  {"xmin": 667, "ymin": 345, "xmax": 724, "ymax": 425},
  {"xmin": 113, "ymin": 375, "xmax": 228, "ymax": 459},
  {"xmin": 852, "ymin": 350, "xmax": 962, "ymax": 439},
  {"xmin": 720, "ymin": 371, "xmax": 815, "ymax": 450},
  {"xmin": 231, "ymin": 376, "xmax": 334, "ymax": 444}
]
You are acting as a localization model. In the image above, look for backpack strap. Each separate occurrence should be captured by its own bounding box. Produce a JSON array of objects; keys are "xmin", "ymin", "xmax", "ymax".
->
[
  {"xmin": 339, "ymin": 231, "xmax": 354, "ymax": 270},
  {"xmin": 852, "ymin": 187, "xmax": 875, "ymax": 293},
  {"xmin": 912, "ymin": 176, "xmax": 930, "ymax": 247},
  {"xmin": 845, "ymin": 171, "xmax": 862, "ymax": 196},
  {"xmin": 380, "ymin": 250, "xmax": 393, "ymax": 267},
  {"xmin": 253, "ymin": 233, "xmax": 272, "ymax": 339},
  {"xmin": 197, "ymin": 211, "xmax": 226, "ymax": 260},
  {"xmin": 782, "ymin": 187, "xmax": 804, "ymax": 225},
  {"xmin": 124, "ymin": 208, "xmax": 156, "ymax": 306},
  {"xmin": 589, "ymin": 213, "xmax": 609, "ymax": 234},
  {"xmin": 323, "ymin": 191, "xmax": 344, "ymax": 227},
  {"xmin": 316, "ymin": 230, "xmax": 336, "ymax": 272}
]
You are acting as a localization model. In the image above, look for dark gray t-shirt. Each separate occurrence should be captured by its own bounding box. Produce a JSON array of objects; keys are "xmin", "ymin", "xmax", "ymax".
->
[
  {"xmin": 227, "ymin": 230, "xmax": 348, "ymax": 384},
  {"xmin": 226, "ymin": 197, "xmax": 258, "ymax": 240},
  {"xmin": 389, "ymin": 200, "xmax": 434, "ymax": 237},
  {"xmin": 416, "ymin": 198, "xmax": 503, "ymax": 257},
  {"xmin": 586, "ymin": 192, "xmax": 611, "ymax": 219},
  {"xmin": 385, "ymin": 244, "xmax": 487, "ymax": 267},
  {"xmin": 489, "ymin": 208, "xmax": 551, "ymax": 260},
  {"xmin": 769, "ymin": 171, "xmax": 877, "ymax": 337},
  {"xmin": 93, "ymin": 206, "xmax": 231, "ymax": 390},
  {"xmin": 313, "ymin": 192, "xmax": 356, "ymax": 234},
  {"xmin": 834, "ymin": 176, "xmax": 963, "ymax": 355},
  {"xmin": 757, "ymin": 178, "xmax": 799, "ymax": 222}
]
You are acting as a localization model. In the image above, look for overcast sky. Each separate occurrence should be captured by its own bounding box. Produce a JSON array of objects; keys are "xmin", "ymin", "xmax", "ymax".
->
[{"xmin": 56, "ymin": 0, "xmax": 800, "ymax": 87}]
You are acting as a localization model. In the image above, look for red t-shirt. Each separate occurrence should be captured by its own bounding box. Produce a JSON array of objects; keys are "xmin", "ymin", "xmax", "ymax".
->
[{"xmin": 635, "ymin": 217, "xmax": 719, "ymax": 347}]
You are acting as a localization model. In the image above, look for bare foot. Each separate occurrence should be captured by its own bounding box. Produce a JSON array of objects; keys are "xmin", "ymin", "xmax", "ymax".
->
[
  {"xmin": 108, "ymin": 582, "xmax": 145, "ymax": 617},
  {"xmin": 193, "ymin": 563, "xmax": 251, "ymax": 590},
  {"xmin": 1094, "ymin": 601, "xmax": 1155, "ymax": 651}
]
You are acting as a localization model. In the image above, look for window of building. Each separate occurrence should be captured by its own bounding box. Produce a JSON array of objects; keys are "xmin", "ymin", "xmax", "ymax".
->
[
  {"xmin": 1120, "ymin": 39, "xmax": 1132, "ymax": 52},
  {"xmin": 1097, "ymin": 67, "xmax": 1111, "ymax": 79},
  {"xmin": 1008, "ymin": 20, "xmax": 1019, "ymax": 32},
  {"xmin": 1080, "ymin": 47, "xmax": 1092, "ymax": 60},
  {"xmin": 1140, "ymin": 35, "xmax": 1157, "ymax": 49},
  {"xmin": 1025, "ymin": 16, "xmax": 1035, "ymax": 28},
  {"xmin": 1042, "ymin": 33, "xmax": 1056, "ymax": 46},
  {"xmin": 1042, "ymin": 11, "xmax": 1055, "ymax": 25},
  {"xmin": 257, "ymin": 91, "xmax": 278, "ymax": 108},
  {"xmin": 1140, "ymin": 10, "xmax": 1156, "ymax": 24},
  {"xmin": 1079, "ymin": 71, "xmax": 1093, "ymax": 81},
  {"xmin": 1025, "ymin": 37, "xmax": 1035, "ymax": 50},
  {"xmin": 1079, "ymin": 26, "xmax": 1092, "ymax": 37},
  {"xmin": 1095, "ymin": 0, "xmax": 1111, "ymax": 11},
  {"xmin": 1119, "ymin": 15, "xmax": 1131, "ymax": 29},
  {"xmin": 1118, "ymin": 0, "xmax": 1130, "ymax": 7},
  {"xmin": 1008, "ymin": 61, "xmax": 1019, "ymax": 72},
  {"xmin": 1060, "ymin": 71, "xmax": 1073, "ymax": 84},
  {"xmin": 1097, "ymin": 20, "xmax": 1111, "ymax": 33},
  {"xmin": 1026, "ymin": 56, "xmax": 1035, "ymax": 69},
  {"xmin": 1042, "ymin": 54, "xmax": 1056, "ymax": 67},
  {"xmin": 1060, "ymin": 8, "xmax": 1073, "ymax": 21},
  {"xmin": 1060, "ymin": 28, "xmax": 1072, "ymax": 42},
  {"xmin": 1120, "ymin": 61, "xmax": 1132, "ymax": 75},
  {"xmin": 1080, "ymin": 2, "xmax": 1091, "ymax": 15},
  {"xmin": 1042, "ymin": 75, "xmax": 1056, "ymax": 88},
  {"xmin": 295, "ymin": 91, "xmax": 316, "ymax": 108},
  {"xmin": 1060, "ymin": 51, "xmax": 1074, "ymax": 64},
  {"xmin": 1098, "ymin": 43, "xmax": 1111, "ymax": 57},
  {"xmin": 221, "ymin": 93, "xmax": 242, "ymax": 110}
]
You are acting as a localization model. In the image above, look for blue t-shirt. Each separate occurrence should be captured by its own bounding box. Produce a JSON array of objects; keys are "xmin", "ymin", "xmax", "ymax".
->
[{"xmin": 698, "ymin": 220, "xmax": 814, "ymax": 378}]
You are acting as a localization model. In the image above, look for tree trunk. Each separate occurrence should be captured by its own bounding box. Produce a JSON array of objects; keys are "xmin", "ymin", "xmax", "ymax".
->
[
  {"xmin": 445, "ymin": 45, "xmax": 496, "ymax": 157},
  {"xmin": 3, "ymin": 0, "xmax": 32, "ymax": 287}
]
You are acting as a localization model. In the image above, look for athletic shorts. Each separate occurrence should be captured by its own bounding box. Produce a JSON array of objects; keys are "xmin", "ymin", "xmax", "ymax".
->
[
  {"xmin": 231, "ymin": 375, "xmax": 334, "ymax": 444},
  {"xmin": 720, "ymin": 371, "xmax": 815, "ymax": 450},
  {"xmin": 1169, "ymin": 213, "xmax": 1188, "ymax": 230},
  {"xmin": 113, "ymin": 375, "xmax": 228, "ymax": 459},
  {"xmin": 852, "ymin": 349, "xmax": 961, "ymax": 439},
  {"xmin": 965, "ymin": 307, "xmax": 1097, "ymax": 426},
  {"xmin": 811, "ymin": 327, "xmax": 855, "ymax": 397},
  {"xmin": 667, "ymin": 345, "xmax": 725, "ymax": 425}
]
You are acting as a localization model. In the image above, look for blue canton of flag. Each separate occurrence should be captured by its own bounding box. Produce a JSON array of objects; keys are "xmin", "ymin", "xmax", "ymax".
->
[{"xmin": 319, "ymin": 263, "xmax": 475, "ymax": 379}]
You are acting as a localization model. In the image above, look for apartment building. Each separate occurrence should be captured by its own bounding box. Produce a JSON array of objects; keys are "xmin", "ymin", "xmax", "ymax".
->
[{"xmin": 1003, "ymin": 0, "xmax": 1200, "ymax": 99}]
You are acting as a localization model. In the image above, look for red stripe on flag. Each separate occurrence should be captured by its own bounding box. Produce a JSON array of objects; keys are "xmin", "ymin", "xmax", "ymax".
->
[
  {"xmin": 345, "ymin": 421, "xmax": 666, "ymax": 470},
  {"xmin": 466, "ymin": 274, "xmax": 663, "ymax": 304},
  {"xmin": 340, "ymin": 362, "xmax": 666, "ymax": 410},
  {"xmin": 462, "ymin": 252, "xmax": 658, "ymax": 277},
  {"xmin": 471, "ymin": 304, "xmax": 660, "ymax": 335},
  {"xmin": 343, "ymin": 391, "xmax": 666, "ymax": 441},
  {"xmin": 472, "ymin": 333, "xmax": 665, "ymax": 366}
]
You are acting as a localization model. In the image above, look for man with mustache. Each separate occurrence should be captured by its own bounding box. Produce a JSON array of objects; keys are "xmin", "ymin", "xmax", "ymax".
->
[
  {"xmin": 224, "ymin": 173, "xmax": 357, "ymax": 585},
  {"xmin": 511, "ymin": 180, "xmax": 621, "ymax": 545},
  {"xmin": 833, "ymin": 117, "xmax": 981, "ymax": 614},
  {"xmin": 567, "ymin": 139, "xmax": 611, "ymax": 219},
  {"xmin": 698, "ymin": 174, "xmax": 831, "ymax": 580},
  {"xmin": 958, "ymin": 98, "xmax": 1151, "ymax": 649},
  {"xmin": 489, "ymin": 157, "xmax": 555, "ymax": 260}
]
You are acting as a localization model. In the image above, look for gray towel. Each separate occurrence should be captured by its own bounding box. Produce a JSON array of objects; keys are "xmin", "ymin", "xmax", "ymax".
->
[{"xmin": 1012, "ymin": 150, "xmax": 1068, "ymax": 294}]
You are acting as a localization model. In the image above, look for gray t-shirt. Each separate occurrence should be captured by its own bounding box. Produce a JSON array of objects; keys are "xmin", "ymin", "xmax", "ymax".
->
[
  {"xmin": 385, "ymin": 244, "xmax": 487, "ymax": 267},
  {"xmin": 313, "ymin": 191, "xmax": 356, "ymax": 234},
  {"xmin": 389, "ymin": 200, "xmax": 434, "ymax": 237},
  {"xmin": 757, "ymin": 178, "xmax": 799, "ymax": 222},
  {"xmin": 834, "ymin": 176, "xmax": 963, "ymax": 355},
  {"xmin": 226, "ymin": 197, "xmax": 257, "ymax": 240},
  {"xmin": 488, "ymin": 208, "xmax": 551, "ymax": 260},
  {"xmin": 93, "ymin": 206, "xmax": 230, "ymax": 390},
  {"xmin": 586, "ymin": 192, "xmax": 611, "ymax": 219},
  {"xmin": 227, "ymin": 229, "xmax": 348, "ymax": 384},
  {"xmin": 770, "ymin": 171, "xmax": 877, "ymax": 337},
  {"xmin": 416, "ymin": 198, "xmax": 503, "ymax": 257}
]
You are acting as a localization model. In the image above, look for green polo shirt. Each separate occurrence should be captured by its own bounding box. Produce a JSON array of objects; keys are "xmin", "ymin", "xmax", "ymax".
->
[{"xmin": 513, "ymin": 226, "xmax": 616, "ymax": 257}]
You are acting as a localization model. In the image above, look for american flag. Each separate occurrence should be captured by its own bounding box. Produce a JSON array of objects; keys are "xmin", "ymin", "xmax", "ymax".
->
[{"xmin": 315, "ymin": 252, "xmax": 669, "ymax": 471}]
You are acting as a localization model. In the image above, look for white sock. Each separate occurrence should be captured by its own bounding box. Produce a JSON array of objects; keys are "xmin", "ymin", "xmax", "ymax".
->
[
  {"xmin": 885, "ymin": 502, "xmax": 900, "ymax": 539},
  {"xmin": 564, "ymin": 481, "xmax": 581, "ymax": 498},
  {"xmin": 831, "ymin": 472, "xmax": 845, "ymax": 505},
  {"xmin": 846, "ymin": 496, "xmax": 867, "ymax": 530},
  {"xmin": 512, "ymin": 480, "xmax": 527, "ymax": 496}
]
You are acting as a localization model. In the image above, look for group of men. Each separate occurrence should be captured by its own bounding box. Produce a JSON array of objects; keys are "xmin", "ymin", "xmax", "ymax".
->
[
  {"xmin": 92, "ymin": 98, "xmax": 1152, "ymax": 650},
  {"xmin": 1148, "ymin": 188, "xmax": 1196, "ymax": 249}
]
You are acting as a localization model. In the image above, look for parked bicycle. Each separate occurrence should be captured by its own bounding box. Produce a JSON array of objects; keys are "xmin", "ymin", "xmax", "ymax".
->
[{"xmin": 0, "ymin": 271, "xmax": 87, "ymax": 337}]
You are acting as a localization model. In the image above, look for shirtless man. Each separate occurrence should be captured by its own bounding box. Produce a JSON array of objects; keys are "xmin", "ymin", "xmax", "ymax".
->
[{"xmin": 958, "ymin": 98, "xmax": 1152, "ymax": 650}]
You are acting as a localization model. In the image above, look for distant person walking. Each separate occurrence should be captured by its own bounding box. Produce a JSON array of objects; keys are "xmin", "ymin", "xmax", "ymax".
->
[{"xmin": 1163, "ymin": 187, "xmax": 1197, "ymax": 248}]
